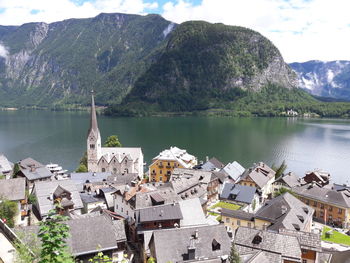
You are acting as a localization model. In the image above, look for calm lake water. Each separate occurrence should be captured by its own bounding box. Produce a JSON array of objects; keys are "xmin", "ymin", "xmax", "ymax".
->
[{"xmin": 1, "ymin": 110, "xmax": 350, "ymax": 184}]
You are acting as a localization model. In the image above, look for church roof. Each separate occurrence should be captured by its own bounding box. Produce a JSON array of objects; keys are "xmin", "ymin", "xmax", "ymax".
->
[
  {"xmin": 88, "ymin": 92, "xmax": 99, "ymax": 135},
  {"xmin": 100, "ymin": 147, "xmax": 142, "ymax": 163}
]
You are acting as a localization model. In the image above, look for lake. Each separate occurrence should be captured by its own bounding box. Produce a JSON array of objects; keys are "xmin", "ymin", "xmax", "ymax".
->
[{"xmin": 1, "ymin": 110, "xmax": 350, "ymax": 184}]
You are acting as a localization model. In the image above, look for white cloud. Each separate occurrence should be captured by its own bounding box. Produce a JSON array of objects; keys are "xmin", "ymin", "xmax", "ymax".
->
[
  {"xmin": 161, "ymin": 0, "xmax": 350, "ymax": 62},
  {"xmin": 0, "ymin": 43, "xmax": 9, "ymax": 58},
  {"xmin": 0, "ymin": 0, "xmax": 158, "ymax": 26}
]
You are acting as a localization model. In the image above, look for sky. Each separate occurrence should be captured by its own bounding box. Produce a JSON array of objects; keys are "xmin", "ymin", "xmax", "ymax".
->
[{"xmin": 0, "ymin": 0, "xmax": 349, "ymax": 62}]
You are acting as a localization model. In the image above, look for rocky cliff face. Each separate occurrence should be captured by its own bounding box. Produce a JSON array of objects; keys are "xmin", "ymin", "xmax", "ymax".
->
[
  {"xmin": 0, "ymin": 13, "xmax": 173, "ymax": 106},
  {"xmin": 290, "ymin": 60, "xmax": 350, "ymax": 100}
]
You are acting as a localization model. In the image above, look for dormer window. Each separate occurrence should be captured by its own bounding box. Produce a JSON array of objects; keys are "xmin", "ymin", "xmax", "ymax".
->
[
  {"xmin": 212, "ymin": 239, "xmax": 221, "ymax": 251},
  {"xmin": 252, "ymin": 233, "xmax": 262, "ymax": 244}
]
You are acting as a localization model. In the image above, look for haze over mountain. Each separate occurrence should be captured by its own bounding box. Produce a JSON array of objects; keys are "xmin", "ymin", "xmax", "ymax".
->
[
  {"xmin": 0, "ymin": 12, "xmax": 309, "ymax": 113},
  {"xmin": 290, "ymin": 60, "xmax": 350, "ymax": 101}
]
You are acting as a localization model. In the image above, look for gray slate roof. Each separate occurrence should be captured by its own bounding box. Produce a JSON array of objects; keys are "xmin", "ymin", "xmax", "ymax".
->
[
  {"xmin": 293, "ymin": 183, "xmax": 350, "ymax": 208},
  {"xmin": 255, "ymin": 192, "xmax": 314, "ymax": 232},
  {"xmin": 135, "ymin": 186, "xmax": 181, "ymax": 209},
  {"xmin": 0, "ymin": 154, "xmax": 13, "ymax": 173},
  {"xmin": 278, "ymin": 228, "xmax": 321, "ymax": 252},
  {"xmin": 220, "ymin": 161, "xmax": 245, "ymax": 181},
  {"xmin": 220, "ymin": 183, "xmax": 256, "ymax": 204},
  {"xmin": 70, "ymin": 172, "xmax": 111, "ymax": 191},
  {"xmin": 80, "ymin": 192, "xmax": 105, "ymax": 204},
  {"xmin": 234, "ymin": 227, "xmax": 301, "ymax": 261},
  {"xmin": 34, "ymin": 179, "xmax": 83, "ymax": 217},
  {"xmin": 221, "ymin": 208, "xmax": 254, "ymax": 221},
  {"xmin": 201, "ymin": 157, "xmax": 225, "ymax": 171},
  {"xmin": 136, "ymin": 203, "xmax": 183, "ymax": 223},
  {"xmin": 21, "ymin": 166, "xmax": 52, "ymax": 181},
  {"xmin": 19, "ymin": 157, "xmax": 43, "ymax": 169},
  {"xmin": 0, "ymin": 177, "xmax": 26, "ymax": 200},
  {"xmin": 274, "ymin": 172, "xmax": 303, "ymax": 188},
  {"xmin": 236, "ymin": 247, "xmax": 282, "ymax": 263},
  {"xmin": 107, "ymin": 173, "xmax": 139, "ymax": 185},
  {"xmin": 178, "ymin": 198, "xmax": 207, "ymax": 227},
  {"xmin": 16, "ymin": 215, "xmax": 126, "ymax": 256},
  {"xmin": 151, "ymin": 224, "xmax": 231, "ymax": 263},
  {"xmin": 239, "ymin": 162, "xmax": 275, "ymax": 189}
]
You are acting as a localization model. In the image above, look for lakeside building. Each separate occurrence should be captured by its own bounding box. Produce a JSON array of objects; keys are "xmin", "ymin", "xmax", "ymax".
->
[
  {"xmin": 221, "ymin": 192, "xmax": 314, "ymax": 232},
  {"xmin": 293, "ymin": 182, "xmax": 350, "ymax": 228},
  {"xmin": 87, "ymin": 93, "xmax": 144, "ymax": 178},
  {"xmin": 236, "ymin": 162, "xmax": 275, "ymax": 200},
  {"xmin": 0, "ymin": 154, "xmax": 13, "ymax": 179},
  {"xmin": 149, "ymin": 146, "xmax": 197, "ymax": 182}
]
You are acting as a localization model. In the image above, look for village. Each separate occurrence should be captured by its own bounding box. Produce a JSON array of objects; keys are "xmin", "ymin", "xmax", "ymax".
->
[{"xmin": 1, "ymin": 95, "xmax": 350, "ymax": 263}]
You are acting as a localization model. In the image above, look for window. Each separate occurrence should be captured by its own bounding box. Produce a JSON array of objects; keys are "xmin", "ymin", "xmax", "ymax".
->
[
  {"xmin": 303, "ymin": 260, "xmax": 307, "ymax": 263},
  {"xmin": 313, "ymin": 201, "xmax": 317, "ymax": 207},
  {"xmin": 237, "ymin": 220, "xmax": 241, "ymax": 226},
  {"xmin": 121, "ymin": 208, "xmax": 123, "ymax": 212},
  {"xmin": 159, "ymin": 176, "xmax": 162, "ymax": 181},
  {"xmin": 102, "ymin": 168, "xmax": 106, "ymax": 172},
  {"xmin": 226, "ymin": 218, "xmax": 230, "ymax": 223},
  {"xmin": 248, "ymin": 222, "xmax": 252, "ymax": 228},
  {"xmin": 160, "ymin": 170, "xmax": 162, "ymax": 174},
  {"xmin": 320, "ymin": 204, "xmax": 324, "ymax": 209},
  {"xmin": 212, "ymin": 239, "xmax": 221, "ymax": 251},
  {"xmin": 90, "ymin": 144, "xmax": 95, "ymax": 149},
  {"xmin": 338, "ymin": 208, "xmax": 343, "ymax": 214},
  {"xmin": 113, "ymin": 168, "xmax": 117, "ymax": 172},
  {"xmin": 320, "ymin": 211, "xmax": 324, "ymax": 218},
  {"xmin": 306, "ymin": 200, "xmax": 310, "ymax": 205},
  {"xmin": 126, "ymin": 211, "xmax": 128, "ymax": 215},
  {"xmin": 329, "ymin": 206, "xmax": 333, "ymax": 212},
  {"xmin": 250, "ymin": 184, "xmax": 253, "ymax": 187}
]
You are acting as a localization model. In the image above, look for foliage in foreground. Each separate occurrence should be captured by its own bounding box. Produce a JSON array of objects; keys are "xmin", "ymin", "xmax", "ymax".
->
[
  {"xmin": 0, "ymin": 198, "xmax": 18, "ymax": 227},
  {"xmin": 272, "ymin": 160, "xmax": 287, "ymax": 179},
  {"xmin": 228, "ymin": 242, "xmax": 241, "ymax": 263},
  {"xmin": 38, "ymin": 205, "xmax": 74, "ymax": 263}
]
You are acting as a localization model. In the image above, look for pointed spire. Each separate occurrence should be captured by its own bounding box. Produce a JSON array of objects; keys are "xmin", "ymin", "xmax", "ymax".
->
[{"xmin": 89, "ymin": 90, "xmax": 99, "ymax": 134}]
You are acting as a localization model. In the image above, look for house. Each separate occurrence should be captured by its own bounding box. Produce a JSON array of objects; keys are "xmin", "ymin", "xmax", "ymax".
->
[
  {"xmin": 171, "ymin": 168, "xmax": 219, "ymax": 204},
  {"xmin": 235, "ymin": 227, "xmax": 301, "ymax": 262},
  {"xmin": 149, "ymin": 146, "xmax": 197, "ymax": 182},
  {"xmin": 80, "ymin": 192, "xmax": 107, "ymax": 213},
  {"xmin": 87, "ymin": 93, "xmax": 144, "ymax": 177},
  {"xmin": 17, "ymin": 214, "xmax": 127, "ymax": 262},
  {"xmin": 221, "ymin": 192, "xmax": 314, "ymax": 232},
  {"xmin": 237, "ymin": 162, "xmax": 275, "ymax": 200},
  {"xmin": 220, "ymin": 183, "xmax": 259, "ymax": 212},
  {"xmin": 199, "ymin": 157, "xmax": 225, "ymax": 171},
  {"xmin": 31, "ymin": 179, "xmax": 83, "ymax": 219},
  {"xmin": 279, "ymin": 229, "xmax": 323, "ymax": 263},
  {"xmin": 0, "ymin": 178, "xmax": 28, "ymax": 226},
  {"xmin": 273, "ymin": 172, "xmax": 303, "ymax": 192},
  {"xmin": 0, "ymin": 154, "xmax": 13, "ymax": 179},
  {"xmin": 148, "ymin": 224, "xmax": 231, "ymax": 263},
  {"xmin": 70, "ymin": 172, "xmax": 112, "ymax": 192},
  {"xmin": 16, "ymin": 157, "xmax": 53, "ymax": 189},
  {"xmin": 220, "ymin": 161, "xmax": 245, "ymax": 182},
  {"xmin": 293, "ymin": 182, "xmax": 350, "ymax": 227},
  {"xmin": 303, "ymin": 170, "xmax": 330, "ymax": 186}
]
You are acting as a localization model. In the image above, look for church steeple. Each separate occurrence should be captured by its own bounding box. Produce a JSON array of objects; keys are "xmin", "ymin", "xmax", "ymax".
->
[
  {"xmin": 89, "ymin": 91, "xmax": 99, "ymax": 134},
  {"xmin": 87, "ymin": 90, "xmax": 101, "ymax": 172}
]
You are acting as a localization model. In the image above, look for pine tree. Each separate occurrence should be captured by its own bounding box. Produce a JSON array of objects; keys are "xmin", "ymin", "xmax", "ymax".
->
[{"xmin": 228, "ymin": 242, "xmax": 241, "ymax": 263}]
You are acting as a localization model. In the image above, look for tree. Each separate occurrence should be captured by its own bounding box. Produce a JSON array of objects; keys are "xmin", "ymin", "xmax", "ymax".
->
[
  {"xmin": 228, "ymin": 242, "xmax": 241, "ymax": 263},
  {"xmin": 14, "ymin": 232, "xmax": 41, "ymax": 263},
  {"xmin": 274, "ymin": 187, "xmax": 294, "ymax": 197},
  {"xmin": 13, "ymin": 163, "xmax": 21, "ymax": 178},
  {"xmin": 0, "ymin": 198, "xmax": 18, "ymax": 227},
  {"xmin": 104, "ymin": 135, "xmax": 122, "ymax": 147},
  {"xmin": 272, "ymin": 160, "xmax": 287, "ymax": 179},
  {"xmin": 88, "ymin": 251, "xmax": 112, "ymax": 263},
  {"xmin": 147, "ymin": 257, "xmax": 156, "ymax": 263},
  {"xmin": 76, "ymin": 152, "xmax": 88, "ymax": 172},
  {"xmin": 76, "ymin": 163, "xmax": 88, "ymax": 173},
  {"xmin": 38, "ymin": 203, "xmax": 74, "ymax": 263}
]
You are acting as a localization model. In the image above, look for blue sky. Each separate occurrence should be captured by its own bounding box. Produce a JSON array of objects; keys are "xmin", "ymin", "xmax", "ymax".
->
[{"xmin": 0, "ymin": 0, "xmax": 349, "ymax": 62}]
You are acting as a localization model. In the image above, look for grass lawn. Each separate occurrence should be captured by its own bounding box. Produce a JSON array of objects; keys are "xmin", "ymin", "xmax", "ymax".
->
[
  {"xmin": 210, "ymin": 201, "xmax": 241, "ymax": 211},
  {"xmin": 322, "ymin": 227, "xmax": 350, "ymax": 246}
]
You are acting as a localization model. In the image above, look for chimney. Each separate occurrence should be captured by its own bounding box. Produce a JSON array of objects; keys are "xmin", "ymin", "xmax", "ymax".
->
[
  {"xmin": 281, "ymin": 205, "xmax": 288, "ymax": 214},
  {"xmin": 206, "ymin": 156, "xmax": 209, "ymax": 162},
  {"xmin": 194, "ymin": 230, "xmax": 198, "ymax": 239},
  {"xmin": 30, "ymin": 165, "xmax": 36, "ymax": 172},
  {"xmin": 188, "ymin": 238, "xmax": 196, "ymax": 260}
]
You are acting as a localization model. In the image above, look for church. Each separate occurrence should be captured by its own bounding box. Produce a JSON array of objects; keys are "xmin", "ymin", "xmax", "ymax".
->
[{"xmin": 86, "ymin": 93, "xmax": 144, "ymax": 178}]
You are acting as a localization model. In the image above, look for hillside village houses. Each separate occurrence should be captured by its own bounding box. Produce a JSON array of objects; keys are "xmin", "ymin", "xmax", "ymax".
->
[{"xmin": 0, "ymin": 94, "xmax": 350, "ymax": 262}]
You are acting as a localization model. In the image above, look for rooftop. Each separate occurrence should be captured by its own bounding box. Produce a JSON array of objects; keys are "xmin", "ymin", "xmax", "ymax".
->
[
  {"xmin": 0, "ymin": 154, "xmax": 13, "ymax": 173},
  {"xmin": 136, "ymin": 202, "xmax": 183, "ymax": 223},
  {"xmin": 151, "ymin": 146, "xmax": 196, "ymax": 168},
  {"xmin": 0, "ymin": 177, "xmax": 26, "ymax": 201},
  {"xmin": 239, "ymin": 162, "xmax": 275, "ymax": 189},
  {"xmin": 220, "ymin": 183, "xmax": 256, "ymax": 205},
  {"xmin": 151, "ymin": 224, "xmax": 231, "ymax": 263}
]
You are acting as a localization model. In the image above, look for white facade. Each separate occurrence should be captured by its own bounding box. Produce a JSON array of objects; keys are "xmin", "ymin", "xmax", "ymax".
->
[{"xmin": 87, "ymin": 94, "xmax": 144, "ymax": 178}]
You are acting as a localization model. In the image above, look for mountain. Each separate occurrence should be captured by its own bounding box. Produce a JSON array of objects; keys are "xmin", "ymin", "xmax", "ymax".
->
[
  {"xmin": 0, "ymin": 13, "xmax": 175, "ymax": 106},
  {"xmin": 0, "ymin": 13, "xmax": 306, "ymax": 114},
  {"xmin": 290, "ymin": 60, "xmax": 350, "ymax": 100},
  {"xmin": 118, "ymin": 21, "xmax": 300, "ymax": 113}
]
